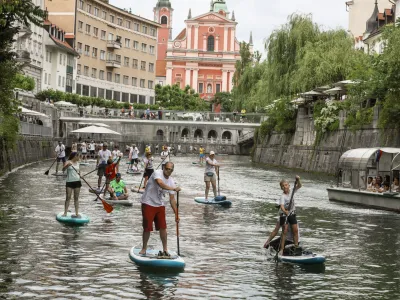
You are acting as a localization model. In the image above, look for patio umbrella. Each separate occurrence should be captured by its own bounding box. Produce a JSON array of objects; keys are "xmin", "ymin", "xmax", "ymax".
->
[
  {"xmin": 19, "ymin": 106, "xmax": 50, "ymax": 118},
  {"xmin": 325, "ymin": 87, "xmax": 343, "ymax": 94},
  {"xmin": 79, "ymin": 122, "xmax": 110, "ymax": 128},
  {"xmin": 71, "ymin": 125, "xmax": 120, "ymax": 135},
  {"xmin": 54, "ymin": 101, "xmax": 77, "ymax": 107}
]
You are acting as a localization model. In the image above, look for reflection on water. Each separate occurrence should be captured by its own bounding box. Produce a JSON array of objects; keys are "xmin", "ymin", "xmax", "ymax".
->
[{"xmin": 0, "ymin": 155, "xmax": 399, "ymax": 299}]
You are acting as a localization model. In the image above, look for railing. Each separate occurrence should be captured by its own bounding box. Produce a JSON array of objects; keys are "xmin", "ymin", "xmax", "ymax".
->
[
  {"xmin": 237, "ymin": 131, "xmax": 254, "ymax": 144},
  {"xmin": 19, "ymin": 122, "xmax": 53, "ymax": 137},
  {"xmin": 107, "ymin": 40, "xmax": 122, "ymax": 49},
  {"xmin": 16, "ymin": 50, "xmax": 30, "ymax": 62}
]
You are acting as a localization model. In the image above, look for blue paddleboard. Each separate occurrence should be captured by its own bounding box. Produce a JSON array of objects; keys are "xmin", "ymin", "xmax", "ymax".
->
[
  {"xmin": 194, "ymin": 197, "xmax": 232, "ymax": 207},
  {"xmin": 278, "ymin": 253, "xmax": 326, "ymax": 265},
  {"xmin": 129, "ymin": 246, "xmax": 185, "ymax": 269},
  {"xmin": 56, "ymin": 212, "xmax": 89, "ymax": 224}
]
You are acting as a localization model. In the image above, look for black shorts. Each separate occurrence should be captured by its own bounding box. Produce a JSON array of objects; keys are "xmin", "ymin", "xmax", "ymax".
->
[
  {"xmin": 90, "ymin": 150, "xmax": 95, "ymax": 154},
  {"xmin": 57, "ymin": 157, "xmax": 66, "ymax": 163},
  {"xmin": 97, "ymin": 164, "xmax": 106, "ymax": 177},
  {"xmin": 66, "ymin": 181, "xmax": 82, "ymax": 189},
  {"xmin": 143, "ymin": 168, "xmax": 154, "ymax": 178},
  {"xmin": 279, "ymin": 214, "xmax": 297, "ymax": 226},
  {"xmin": 131, "ymin": 158, "xmax": 138, "ymax": 164}
]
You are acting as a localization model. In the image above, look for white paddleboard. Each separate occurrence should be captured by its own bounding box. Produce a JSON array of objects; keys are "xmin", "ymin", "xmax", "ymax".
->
[
  {"xmin": 278, "ymin": 253, "xmax": 326, "ymax": 265},
  {"xmin": 194, "ymin": 197, "xmax": 232, "ymax": 206},
  {"xmin": 129, "ymin": 246, "xmax": 185, "ymax": 269}
]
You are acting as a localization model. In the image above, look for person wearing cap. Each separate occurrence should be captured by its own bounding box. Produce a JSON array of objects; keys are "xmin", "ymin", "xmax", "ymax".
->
[
  {"xmin": 143, "ymin": 152, "xmax": 154, "ymax": 188},
  {"xmin": 108, "ymin": 173, "xmax": 129, "ymax": 200},
  {"xmin": 160, "ymin": 146, "xmax": 169, "ymax": 170},
  {"xmin": 129, "ymin": 144, "xmax": 139, "ymax": 170},
  {"xmin": 96, "ymin": 143, "xmax": 112, "ymax": 191},
  {"xmin": 55, "ymin": 141, "xmax": 66, "ymax": 174},
  {"xmin": 199, "ymin": 145, "xmax": 205, "ymax": 164},
  {"xmin": 204, "ymin": 151, "xmax": 220, "ymax": 201},
  {"xmin": 139, "ymin": 162, "xmax": 181, "ymax": 257}
]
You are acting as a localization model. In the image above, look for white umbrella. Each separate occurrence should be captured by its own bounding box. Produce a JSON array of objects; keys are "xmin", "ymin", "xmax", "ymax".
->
[
  {"xmin": 54, "ymin": 101, "xmax": 77, "ymax": 107},
  {"xmin": 325, "ymin": 87, "xmax": 343, "ymax": 94},
  {"xmin": 79, "ymin": 122, "xmax": 110, "ymax": 127},
  {"xmin": 19, "ymin": 106, "xmax": 50, "ymax": 118},
  {"xmin": 301, "ymin": 90, "xmax": 324, "ymax": 96},
  {"xmin": 71, "ymin": 125, "xmax": 120, "ymax": 135}
]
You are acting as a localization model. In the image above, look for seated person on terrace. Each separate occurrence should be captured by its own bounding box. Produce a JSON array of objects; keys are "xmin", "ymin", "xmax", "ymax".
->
[{"xmin": 392, "ymin": 177, "xmax": 399, "ymax": 192}]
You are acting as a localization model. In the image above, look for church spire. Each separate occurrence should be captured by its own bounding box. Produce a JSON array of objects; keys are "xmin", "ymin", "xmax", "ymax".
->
[
  {"xmin": 249, "ymin": 31, "xmax": 253, "ymax": 45},
  {"xmin": 188, "ymin": 8, "xmax": 192, "ymax": 19},
  {"xmin": 365, "ymin": 0, "xmax": 379, "ymax": 34},
  {"xmin": 156, "ymin": 0, "xmax": 171, "ymax": 9},
  {"xmin": 231, "ymin": 10, "xmax": 235, "ymax": 21}
]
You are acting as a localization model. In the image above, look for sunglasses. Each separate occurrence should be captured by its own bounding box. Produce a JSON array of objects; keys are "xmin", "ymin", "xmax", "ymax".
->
[{"xmin": 165, "ymin": 168, "xmax": 174, "ymax": 171}]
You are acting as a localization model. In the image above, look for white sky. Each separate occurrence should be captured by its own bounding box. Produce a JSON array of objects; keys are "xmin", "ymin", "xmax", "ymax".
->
[{"xmin": 110, "ymin": 0, "xmax": 349, "ymax": 56}]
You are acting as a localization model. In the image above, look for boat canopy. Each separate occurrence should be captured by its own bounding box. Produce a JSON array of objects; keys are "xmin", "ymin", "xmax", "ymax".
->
[{"xmin": 339, "ymin": 148, "xmax": 400, "ymax": 171}]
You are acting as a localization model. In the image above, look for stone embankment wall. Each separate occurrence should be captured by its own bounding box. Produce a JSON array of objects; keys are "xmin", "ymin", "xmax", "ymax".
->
[
  {"xmin": 253, "ymin": 128, "xmax": 400, "ymax": 175},
  {"xmin": 0, "ymin": 137, "xmax": 56, "ymax": 176}
]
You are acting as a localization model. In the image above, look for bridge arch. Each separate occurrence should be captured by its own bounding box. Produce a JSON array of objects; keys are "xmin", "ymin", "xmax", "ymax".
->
[
  {"xmin": 208, "ymin": 130, "xmax": 218, "ymax": 139},
  {"xmin": 194, "ymin": 129, "xmax": 203, "ymax": 138},
  {"xmin": 156, "ymin": 129, "xmax": 164, "ymax": 141},
  {"xmin": 181, "ymin": 128, "xmax": 189, "ymax": 138},
  {"xmin": 222, "ymin": 131, "xmax": 232, "ymax": 140}
]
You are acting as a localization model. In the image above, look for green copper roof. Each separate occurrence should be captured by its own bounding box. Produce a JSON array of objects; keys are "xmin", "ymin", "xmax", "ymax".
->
[
  {"xmin": 156, "ymin": 0, "xmax": 171, "ymax": 9},
  {"xmin": 211, "ymin": 0, "xmax": 228, "ymax": 13}
]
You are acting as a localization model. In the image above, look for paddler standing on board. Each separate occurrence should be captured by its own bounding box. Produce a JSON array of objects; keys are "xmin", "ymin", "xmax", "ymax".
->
[
  {"xmin": 204, "ymin": 151, "xmax": 220, "ymax": 202},
  {"xmin": 139, "ymin": 162, "xmax": 181, "ymax": 258},
  {"xmin": 96, "ymin": 143, "xmax": 112, "ymax": 192},
  {"xmin": 199, "ymin": 145, "xmax": 205, "ymax": 164},
  {"xmin": 55, "ymin": 141, "xmax": 66, "ymax": 174}
]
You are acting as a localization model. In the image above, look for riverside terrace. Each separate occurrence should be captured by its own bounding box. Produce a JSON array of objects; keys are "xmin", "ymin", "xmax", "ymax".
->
[{"xmin": 60, "ymin": 114, "xmax": 262, "ymax": 154}]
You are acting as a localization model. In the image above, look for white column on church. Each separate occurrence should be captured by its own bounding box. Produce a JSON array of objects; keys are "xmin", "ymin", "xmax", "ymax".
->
[
  {"xmin": 194, "ymin": 25, "xmax": 199, "ymax": 50},
  {"xmin": 224, "ymin": 27, "xmax": 228, "ymax": 51},
  {"xmin": 203, "ymin": 35, "xmax": 207, "ymax": 51},
  {"xmin": 192, "ymin": 69, "xmax": 199, "ymax": 92},
  {"xmin": 230, "ymin": 28, "xmax": 235, "ymax": 51},
  {"xmin": 215, "ymin": 36, "xmax": 219, "ymax": 52},
  {"xmin": 185, "ymin": 68, "xmax": 191, "ymax": 87},
  {"xmin": 222, "ymin": 70, "xmax": 228, "ymax": 92},
  {"xmin": 166, "ymin": 68, "xmax": 173, "ymax": 85},
  {"xmin": 187, "ymin": 25, "xmax": 192, "ymax": 50}
]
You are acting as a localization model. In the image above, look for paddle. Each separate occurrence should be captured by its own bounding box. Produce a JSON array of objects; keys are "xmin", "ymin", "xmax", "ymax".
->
[
  {"xmin": 82, "ymin": 168, "xmax": 97, "ymax": 177},
  {"xmin": 176, "ymin": 191, "xmax": 180, "ymax": 256},
  {"xmin": 70, "ymin": 165, "xmax": 113, "ymax": 213},
  {"xmin": 274, "ymin": 178, "xmax": 298, "ymax": 262},
  {"xmin": 44, "ymin": 157, "xmax": 58, "ymax": 175},
  {"xmin": 136, "ymin": 158, "xmax": 149, "ymax": 193},
  {"xmin": 217, "ymin": 166, "xmax": 220, "ymax": 196},
  {"xmin": 156, "ymin": 152, "xmax": 170, "ymax": 170}
]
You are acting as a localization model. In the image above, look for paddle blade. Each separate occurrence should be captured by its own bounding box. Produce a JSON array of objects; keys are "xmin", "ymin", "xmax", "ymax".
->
[
  {"xmin": 100, "ymin": 198, "xmax": 113, "ymax": 213},
  {"xmin": 44, "ymin": 170, "xmax": 49, "ymax": 175}
]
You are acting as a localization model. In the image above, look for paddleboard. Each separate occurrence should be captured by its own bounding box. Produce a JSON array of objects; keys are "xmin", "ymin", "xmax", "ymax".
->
[
  {"xmin": 89, "ymin": 187, "xmax": 103, "ymax": 194},
  {"xmin": 56, "ymin": 212, "xmax": 89, "ymax": 224},
  {"xmin": 131, "ymin": 186, "xmax": 145, "ymax": 194},
  {"xmin": 127, "ymin": 169, "xmax": 142, "ymax": 175},
  {"xmin": 79, "ymin": 162, "xmax": 90, "ymax": 166},
  {"xmin": 100, "ymin": 198, "xmax": 133, "ymax": 206},
  {"xmin": 194, "ymin": 197, "xmax": 232, "ymax": 207},
  {"xmin": 278, "ymin": 253, "xmax": 326, "ymax": 265},
  {"xmin": 129, "ymin": 246, "xmax": 185, "ymax": 269},
  {"xmin": 52, "ymin": 173, "xmax": 67, "ymax": 177}
]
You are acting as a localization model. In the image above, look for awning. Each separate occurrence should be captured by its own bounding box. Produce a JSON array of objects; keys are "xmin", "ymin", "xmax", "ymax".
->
[{"xmin": 339, "ymin": 148, "xmax": 400, "ymax": 171}]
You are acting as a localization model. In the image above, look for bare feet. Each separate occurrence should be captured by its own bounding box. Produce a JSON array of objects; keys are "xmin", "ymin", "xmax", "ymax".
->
[
  {"xmin": 138, "ymin": 249, "xmax": 146, "ymax": 255},
  {"xmin": 62, "ymin": 213, "xmax": 67, "ymax": 217},
  {"xmin": 278, "ymin": 250, "xmax": 283, "ymax": 256}
]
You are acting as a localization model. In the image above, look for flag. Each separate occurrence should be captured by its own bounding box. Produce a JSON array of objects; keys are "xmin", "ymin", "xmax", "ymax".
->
[{"xmin": 375, "ymin": 150, "xmax": 383, "ymax": 162}]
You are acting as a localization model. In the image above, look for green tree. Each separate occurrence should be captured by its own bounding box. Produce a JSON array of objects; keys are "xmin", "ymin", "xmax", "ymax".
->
[{"xmin": 213, "ymin": 92, "xmax": 233, "ymax": 112}]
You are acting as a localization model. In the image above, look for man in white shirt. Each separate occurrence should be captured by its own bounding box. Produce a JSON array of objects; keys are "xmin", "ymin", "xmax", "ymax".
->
[
  {"xmin": 160, "ymin": 148, "xmax": 169, "ymax": 170},
  {"xmin": 139, "ymin": 162, "xmax": 181, "ymax": 258},
  {"xmin": 96, "ymin": 143, "xmax": 112, "ymax": 190},
  {"xmin": 89, "ymin": 141, "xmax": 95, "ymax": 158},
  {"xmin": 55, "ymin": 141, "xmax": 66, "ymax": 174},
  {"xmin": 129, "ymin": 144, "xmax": 139, "ymax": 170}
]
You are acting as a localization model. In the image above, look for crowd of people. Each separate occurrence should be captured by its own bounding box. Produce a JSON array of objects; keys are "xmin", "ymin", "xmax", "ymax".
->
[{"xmin": 366, "ymin": 175, "xmax": 399, "ymax": 193}]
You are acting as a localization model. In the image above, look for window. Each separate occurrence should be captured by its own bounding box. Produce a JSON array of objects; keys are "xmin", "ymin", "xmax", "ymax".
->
[
  {"xmin": 216, "ymin": 83, "xmax": 221, "ymax": 93},
  {"xmin": 91, "ymin": 68, "xmax": 97, "ymax": 78},
  {"xmin": 149, "ymin": 63, "xmax": 154, "ymax": 72},
  {"xmin": 133, "ymin": 41, "xmax": 139, "ymax": 50},
  {"xmin": 125, "ymin": 38, "xmax": 130, "ymax": 48},
  {"xmin": 49, "ymin": 52, "xmax": 52, "ymax": 63},
  {"xmin": 117, "ymin": 18, "xmax": 123, "ymax": 26},
  {"xmin": 150, "ymin": 28, "xmax": 156, "ymax": 37},
  {"xmin": 45, "ymin": 51, "xmax": 49, "ymax": 62},
  {"xmin": 149, "ymin": 45, "xmax": 155, "ymax": 54},
  {"xmin": 132, "ymin": 59, "xmax": 138, "ymax": 69},
  {"xmin": 116, "ymin": 35, "xmax": 121, "ymax": 43},
  {"xmin": 44, "ymin": 72, "xmax": 47, "ymax": 85},
  {"xmin": 99, "ymin": 70, "xmax": 104, "ymax": 80},
  {"xmin": 78, "ymin": 21, "xmax": 83, "ymax": 31},
  {"xmin": 98, "ymin": 88, "xmax": 105, "ymax": 98},
  {"xmin": 107, "ymin": 72, "xmax": 112, "ymax": 82},
  {"xmin": 141, "ymin": 61, "xmax": 146, "ymax": 70},
  {"xmin": 77, "ymin": 64, "xmax": 81, "ymax": 75},
  {"xmin": 85, "ymin": 24, "xmax": 91, "ymax": 34},
  {"xmin": 62, "ymin": 77, "xmax": 65, "ymax": 87},
  {"xmin": 207, "ymin": 83, "xmax": 212, "ymax": 93},
  {"xmin": 132, "ymin": 77, "xmax": 137, "ymax": 86},
  {"xmin": 122, "ymin": 92, "xmax": 129, "ymax": 102},
  {"xmin": 108, "ymin": 33, "xmax": 114, "ymax": 41},
  {"xmin": 116, "ymin": 55, "xmax": 121, "ymax": 63},
  {"xmin": 91, "ymin": 86, "xmax": 97, "ymax": 97},
  {"xmin": 58, "ymin": 75, "xmax": 61, "ymax": 86},
  {"xmin": 82, "ymin": 85, "xmax": 89, "ymax": 96},
  {"xmin": 77, "ymin": 42, "xmax": 82, "ymax": 53},
  {"xmin": 84, "ymin": 66, "xmax": 89, "ymax": 76},
  {"xmin": 106, "ymin": 89, "xmax": 112, "ymax": 100},
  {"xmin": 142, "ymin": 25, "xmax": 148, "ymax": 34},
  {"xmin": 101, "ymin": 30, "xmax": 106, "ymax": 40},
  {"xmin": 84, "ymin": 45, "xmax": 90, "ymax": 56},
  {"xmin": 102, "ymin": 11, "xmax": 107, "ymax": 19},
  {"xmin": 198, "ymin": 83, "xmax": 204, "ymax": 93},
  {"xmin": 63, "ymin": 55, "xmax": 66, "ymax": 66},
  {"xmin": 207, "ymin": 35, "xmax": 215, "ymax": 51},
  {"xmin": 148, "ymin": 81, "xmax": 153, "ymax": 89},
  {"xmin": 123, "ymin": 75, "xmax": 129, "ymax": 85},
  {"xmin": 126, "ymin": 21, "xmax": 131, "ymax": 29},
  {"xmin": 141, "ymin": 43, "xmax": 147, "ymax": 52},
  {"xmin": 130, "ymin": 94, "xmax": 138, "ymax": 103},
  {"xmin": 113, "ymin": 91, "xmax": 120, "ymax": 101},
  {"xmin": 124, "ymin": 57, "xmax": 129, "ymax": 66},
  {"xmin": 115, "ymin": 73, "xmax": 120, "ymax": 83},
  {"xmin": 140, "ymin": 79, "xmax": 145, "ymax": 88},
  {"xmin": 48, "ymin": 74, "xmax": 51, "ymax": 84},
  {"xmin": 133, "ymin": 23, "xmax": 139, "ymax": 31},
  {"xmin": 78, "ymin": 0, "xmax": 83, "ymax": 9},
  {"xmin": 93, "ymin": 27, "xmax": 98, "ymax": 37},
  {"xmin": 110, "ymin": 15, "xmax": 114, "ymax": 23},
  {"xmin": 92, "ymin": 47, "xmax": 98, "ymax": 58},
  {"xmin": 86, "ymin": 4, "xmax": 91, "ymax": 13},
  {"xmin": 59, "ymin": 53, "xmax": 62, "ymax": 64},
  {"xmin": 94, "ymin": 7, "xmax": 99, "ymax": 17},
  {"xmin": 139, "ymin": 95, "xmax": 146, "ymax": 104},
  {"xmin": 100, "ymin": 50, "xmax": 105, "ymax": 60},
  {"xmin": 76, "ymin": 84, "xmax": 82, "ymax": 95},
  {"xmin": 161, "ymin": 16, "xmax": 167, "ymax": 24}
]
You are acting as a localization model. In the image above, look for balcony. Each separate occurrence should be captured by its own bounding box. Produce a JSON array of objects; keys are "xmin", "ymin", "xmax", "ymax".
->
[
  {"xmin": 107, "ymin": 40, "xmax": 121, "ymax": 49},
  {"xmin": 19, "ymin": 24, "xmax": 32, "ymax": 37},
  {"xmin": 15, "ymin": 50, "xmax": 31, "ymax": 63},
  {"xmin": 106, "ymin": 59, "xmax": 121, "ymax": 68}
]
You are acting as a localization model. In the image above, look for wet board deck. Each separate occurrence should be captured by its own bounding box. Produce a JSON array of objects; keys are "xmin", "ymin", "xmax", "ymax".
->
[
  {"xmin": 127, "ymin": 170, "xmax": 142, "ymax": 175},
  {"xmin": 131, "ymin": 187, "xmax": 145, "ymax": 194},
  {"xmin": 278, "ymin": 254, "xmax": 326, "ymax": 265},
  {"xmin": 79, "ymin": 162, "xmax": 90, "ymax": 166},
  {"xmin": 129, "ymin": 246, "xmax": 185, "ymax": 269},
  {"xmin": 99, "ymin": 198, "xmax": 133, "ymax": 206},
  {"xmin": 56, "ymin": 212, "xmax": 89, "ymax": 224},
  {"xmin": 194, "ymin": 197, "xmax": 232, "ymax": 207},
  {"xmin": 52, "ymin": 173, "xmax": 67, "ymax": 177}
]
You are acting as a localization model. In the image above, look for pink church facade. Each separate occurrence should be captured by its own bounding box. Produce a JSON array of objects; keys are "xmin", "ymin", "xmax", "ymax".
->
[{"xmin": 154, "ymin": 0, "xmax": 241, "ymax": 101}]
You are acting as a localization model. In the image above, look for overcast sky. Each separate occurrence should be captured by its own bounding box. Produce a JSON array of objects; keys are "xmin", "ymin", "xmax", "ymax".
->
[{"xmin": 111, "ymin": 0, "xmax": 349, "ymax": 56}]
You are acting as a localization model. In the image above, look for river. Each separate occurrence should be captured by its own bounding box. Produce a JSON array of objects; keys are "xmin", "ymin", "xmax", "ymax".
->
[{"xmin": 0, "ymin": 155, "xmax": 399, "ymax": 299}]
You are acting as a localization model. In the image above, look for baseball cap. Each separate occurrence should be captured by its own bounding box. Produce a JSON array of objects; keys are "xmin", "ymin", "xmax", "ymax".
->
[
  {"xmin": 210, "ymin": 151, "xmax": 215, "ymax": 155},
  {"xmin": 116, "ymin": 173, "xmax": 121, "ymax": 177},
  {"xmin": 103, "ymin": 143, "xmax": 108, "ymax": 147}
]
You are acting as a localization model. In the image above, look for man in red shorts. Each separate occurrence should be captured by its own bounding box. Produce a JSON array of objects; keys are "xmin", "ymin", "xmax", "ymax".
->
[{"xmin": 139, "ymin": 162, "xmax": 181, "ymax": 258}]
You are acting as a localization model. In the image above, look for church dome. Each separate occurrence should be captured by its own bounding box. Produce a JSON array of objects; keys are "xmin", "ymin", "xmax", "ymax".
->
[
  {"xmin": 156, "ymin": 0, "xmax": 171, "ymax": 9},
  {"xmin": 366, "ymin": 1, "xmax": 379, "ymax": 34},
  {"xmin": 211, "ymin": 0, "xmax": 228, "ymax": 13}
]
